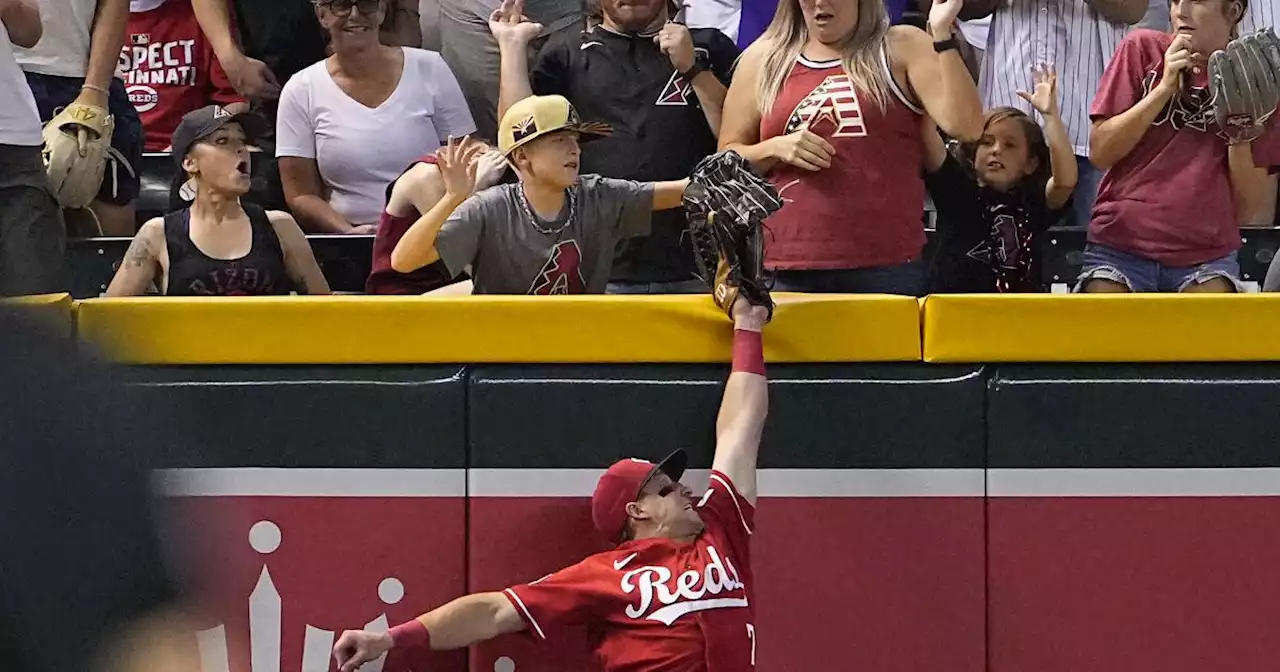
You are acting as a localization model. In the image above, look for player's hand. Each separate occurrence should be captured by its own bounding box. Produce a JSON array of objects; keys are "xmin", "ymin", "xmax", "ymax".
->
[
  {"xmin": 437, "ymin": 135, "xmax": 485, "ymax": 199},
  {"xmin": 927, "ymin": 0, "xmax": 964, "ymax": 40},
  {"xmin": 767, "ymin": 129, "xmax": 835, "ymax": 171},
  {"xmin": 1159, "ymin": 34, "xmax": 1194, "ymax": 96},
  {"xmin": 1016, "ymin": 62, "xmax": 1060, "ymax": 117},
  {"xmin": 655, "ymin": 22, "xmax": 696, "ymax": 73},
  {"xmin": 472, "ymin": 147, "xmax": 509, "ymax": 192},
  {"xmin": 224, "ymin": 52, "xmax": 282, "ymax": 100},
  {"xmin": 732, "ymin": 295, "xmax": 769, "ymax": 332},
  {"xmin": 333, "ymin": 629, "xmax": 393, "ymax": 672},
  {"xmin": 488, "ymin": 0, "xmax": 543, "ymax": 47}
]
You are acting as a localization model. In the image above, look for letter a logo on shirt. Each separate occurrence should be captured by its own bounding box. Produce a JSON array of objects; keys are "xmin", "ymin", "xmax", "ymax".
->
[
  {"xmin": 529, "ymin": 240, "xmax": 587, "ymax": 295},
  {"xmin": 656, "ymin": 71, "xmax": 694, "ymax": 106}
]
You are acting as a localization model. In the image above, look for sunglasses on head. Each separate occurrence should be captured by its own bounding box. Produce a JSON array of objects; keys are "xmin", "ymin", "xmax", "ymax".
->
[{"xmin": 315, "ymin": 0, "xmax": 381, "ymax": 16}]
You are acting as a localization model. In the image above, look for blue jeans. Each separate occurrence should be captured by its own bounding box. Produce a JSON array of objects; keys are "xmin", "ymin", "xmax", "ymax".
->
[
  {"xmin": 606, "ymin": 279, "xmax": 707, "ymax": 294},
  {"xmin": 1075, "ymin": 242, "xmax": 1244, "ymax": 292},
  {"xmin": 770, "ymin": 261, "xmax": 925, "ymax": 295}
]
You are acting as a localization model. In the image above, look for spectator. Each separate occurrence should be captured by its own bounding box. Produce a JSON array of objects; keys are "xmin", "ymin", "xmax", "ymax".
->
[
  {"xmin": 381, "ymin": 0, "xmax": 423, "ymax": 46},
  {"xmin": 1235, "ymin": 0, "xmax": 1278, "ymax": 226},
  {"xmin": 1080, "ymin": 2, "xmax": 1267, "ymax": 293},
  {"xmin": 492, "ymin": 0, "xmax": 738, "ymax": 293},
  {"xmin": 390, "ymin": 96, "xmax": 688, "ymax": 295},
  {"xmin": 276, "ymin": 0, "xmax": 475, "ymax": 233},
  {"xmin": 106, "ymin": 106, "xmax": 330, "ymax": 296},
  {"xmin": 979, "ymin": 0, "xmax": 1145, "ymax": 230},
  {"xmin": 17, "ymin": 0, "xmax": 142, "ymax": 237},
  {"xmin": 922, "ymin": 65, "xmax": 1077, "ymax": 293},
  {"xmin": 1, "ymin": 0, "xmax": 67, "ymax": 297},
  {"xmin": 435, "ymin": 0, "xmax": 581, "ymax": 143},
  {"xmin": 191, "ymin": 0, "xmax": 317, "ymax": 105},
  {"xmin": 718, "ymin": 0, "xmax": 985, "ymax": 295},
  {"xmin": 121, "ymin": 0, "xmax": 246, "ymax": 152},
  {"xmin": 366, "ymin": 140, "xmax": 510, "ymax": 294}
]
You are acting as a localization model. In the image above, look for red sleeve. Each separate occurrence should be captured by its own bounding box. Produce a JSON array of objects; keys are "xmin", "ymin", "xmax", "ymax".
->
[
  {"xmin": 1091, "ymin": 31, "xmax": 1163, "ymax": 121},
  {"xmin": 694, "ymin": 470, "xmax": 755, "ymax": 560},
  {"xmin": 207, "ymin": 41, "xmax": 246, "ymax": 107},
  {"xmin": 502, "ymin": 559, "xmax": 604, "ymax": 642}
]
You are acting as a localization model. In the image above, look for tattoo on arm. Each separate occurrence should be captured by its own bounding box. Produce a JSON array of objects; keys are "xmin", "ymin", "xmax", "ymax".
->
[{"xmin": 124, "ymin": 237, "xmax": 153, "ymax": 268}]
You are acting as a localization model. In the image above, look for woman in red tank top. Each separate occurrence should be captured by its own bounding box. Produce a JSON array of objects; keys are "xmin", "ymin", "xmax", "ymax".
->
[{"xmin": 719, "ymin": 0, "xmax": 985, "ymax": 294}]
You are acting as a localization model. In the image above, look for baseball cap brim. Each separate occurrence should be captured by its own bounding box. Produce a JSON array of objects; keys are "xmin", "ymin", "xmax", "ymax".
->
[
  {"xmin": 643, "ymin": 448, "xmax": 688, "ymax": 490},
  {"xmin": 502, "ymin": 121, "xmax": 613, "ymax": 156},
  {"xmin": 173, "ymin": 110, "xmax": 268, "ymax": 165}
]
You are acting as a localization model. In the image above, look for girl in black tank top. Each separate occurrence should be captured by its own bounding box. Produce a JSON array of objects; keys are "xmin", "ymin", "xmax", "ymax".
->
[{"xmin": 164, "ymin": 204, "xmax": 292, "ymax": 296}]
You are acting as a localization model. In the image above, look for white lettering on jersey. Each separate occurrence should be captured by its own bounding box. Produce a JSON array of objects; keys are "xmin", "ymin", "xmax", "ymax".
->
[
  {"xmin": 119, "ymin": 39, "xmax": 200, "ymax": 89},
  {"xmin": 783, "ymin": 74, "xmax": 867, "ymax": 138},
  {"xmin": 656, "ymin": 70, "xmax": 694, "ymax": 106},
  {"xmin": 619, "ymin": 545, "xmax": 747, "ymax": 625}
]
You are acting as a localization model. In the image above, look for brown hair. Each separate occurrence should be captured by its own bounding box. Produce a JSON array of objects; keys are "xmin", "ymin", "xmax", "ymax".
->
[{"xmin": 959, "ymin": 107, "xmax": 1051, "ymax": 196}]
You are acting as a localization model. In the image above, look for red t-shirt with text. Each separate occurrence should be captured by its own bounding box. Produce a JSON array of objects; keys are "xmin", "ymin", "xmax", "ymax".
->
[
  {"xmin": 120, "ymin": 0, "xmax": 244, "ymax": 152},
  {"xmin": 504, "ymin": 471, "xmax": 757, "ymax": 671},
  {"xmin": 1089, "ymin": 29, "xmax": 1242, "ymax": 266}
]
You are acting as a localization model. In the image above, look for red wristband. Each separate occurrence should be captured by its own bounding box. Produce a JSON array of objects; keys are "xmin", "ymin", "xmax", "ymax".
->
[
  {"xmin": 388, "ymin": 619, "xmax": 431, "ymax": 650},
  {"xmin": 732, "ymin": 329, "xmax": 765, "ymax": 376}
]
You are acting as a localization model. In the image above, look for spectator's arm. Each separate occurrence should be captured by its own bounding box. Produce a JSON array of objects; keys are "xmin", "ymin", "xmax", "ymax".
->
[
  {"xmin": 85, "ymin": 0, "xmax": 129, "ymax": 94},
  {"xmin": 207, "ymin": 37, "xmax": 248, "ymax": 109},
  {"xmin": 690, "ymin": 30, "xmax": 739, "ymax": 138},
  {"xmin": 1042, "ymin": 113, "xmax": 1078, "ymax": 210},
  {"xmin": 266, "ymin": 210, "xmax": 333, "ymax": 294},
  {"xmin": 895, "ymin": 24, "xmax": 984, "ymax": 142},
  {"xmin": 105, "ymin": 219, "xmax": 165, "ymax": 297},
  {"xmin": 921, "ymin": 116, "xmax": 948, "ymax": 172},
  {"xmin": 1085, "ymin": 0, "xmax": 1146, "ymax": 26},
  {"xmin": 390, "ymin": 192, "xmax": 468, "ymax": 273},
  {"xmin": 652, "ymin": 179, "xmax": 689, "ymax": 211},
  {"xmin": 1088, "ymin": 85, "xmax": 1173, "ymax": 169},
  {"xmin": 0, "ymin": 0, "xmax": 42, "ymax": 49},
  {"xmin": 1089, "ymin": 35, "xmax": 1174, "ymax": 169},
  {"xmin": 717, "ymin": 45, "xmax": 777, "ymax": 171},
  {"xmin": 191, "ymin": 0, "xmax": 280, "ymax": 99},
  {"xmin": 919, "ymin": 0, "xmax": 998, "ymax": 20},
  {"xmin": 278, "ymin": 158, "xmax": 359, "ymax": 234},
  {"xmin": 1229, "ymin": 142, "xmax": 1272, "ymax": 226}
]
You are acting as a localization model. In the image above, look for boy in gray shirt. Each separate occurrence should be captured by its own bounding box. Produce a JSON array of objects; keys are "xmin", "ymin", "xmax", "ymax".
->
[{"xmin": 390, "ymin": 94, "xmax": 690, "ymax": 294}]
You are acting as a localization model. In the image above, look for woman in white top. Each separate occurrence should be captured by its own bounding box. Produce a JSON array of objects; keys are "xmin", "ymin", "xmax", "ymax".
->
[{"xmin": 276, "ymin": 0, "xmax": 476, "ymax": 233}]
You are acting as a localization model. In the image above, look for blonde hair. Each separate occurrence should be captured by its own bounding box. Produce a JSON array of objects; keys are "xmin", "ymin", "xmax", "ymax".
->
[{"xmin": 751, "ymin": 0, "xmax": 892, "ymax": 116}]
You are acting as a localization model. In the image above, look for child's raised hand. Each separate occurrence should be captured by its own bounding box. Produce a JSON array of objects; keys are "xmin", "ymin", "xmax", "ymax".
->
[{"xmin": 1016, "ymin": 62, "xmax": 1060, "ymax": 118}]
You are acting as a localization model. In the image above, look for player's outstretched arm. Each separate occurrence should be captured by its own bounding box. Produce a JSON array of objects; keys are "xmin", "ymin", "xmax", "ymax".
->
[
  {"xmin": 710, "ymin": 297, "xmax": 770, "ymax": 506},
  {"xmin": 333, "ymin": 592, "xmax": 525, "ymax": 671}
]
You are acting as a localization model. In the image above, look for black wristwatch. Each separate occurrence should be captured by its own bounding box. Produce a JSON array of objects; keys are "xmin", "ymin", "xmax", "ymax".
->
[
  {"xmin": 933, "ymin": 36, "xmax": 959, "ymax": 53},
  {"xmin": 680, "ymin": 58, "xmax": 709, "ymax": 80}
]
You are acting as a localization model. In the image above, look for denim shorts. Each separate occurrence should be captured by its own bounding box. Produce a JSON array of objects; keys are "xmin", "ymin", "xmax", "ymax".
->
[
  {"xmin": 24, "ymin": 73, "xmax": 141, "ymax": 205},
  {"xmin": 1075, "ymin": 242, "xmax": 1244, "ymax": 292}
]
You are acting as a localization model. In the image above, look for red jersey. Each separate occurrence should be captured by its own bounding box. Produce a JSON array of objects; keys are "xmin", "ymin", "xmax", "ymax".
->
[
  {"xmin": 759, "ymin": 49, "xmax": 926, "ymax": 270},
  {"xmin": 366, "ymin": 155, "xmax": 456, "ymax": 295},
  {"xmin": 504, "ymin": 471, "xmax": 756, "ymax": 672},
  {"xmin": 120, "ymin": 0, "xmax": 243, "ymax": 152},
  {"xmin": 1089, "ymin": 30, "xmax": 1241, "ymax": 266}
]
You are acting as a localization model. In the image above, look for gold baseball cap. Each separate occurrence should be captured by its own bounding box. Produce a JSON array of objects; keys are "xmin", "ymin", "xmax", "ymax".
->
[{"xmin": 498, "ymin": 95, "xmax": 611, "ymax": 156}]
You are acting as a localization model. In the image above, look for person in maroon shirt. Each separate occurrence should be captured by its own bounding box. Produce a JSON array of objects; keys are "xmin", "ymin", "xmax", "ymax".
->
[
  {"xmin": 366, "ymin": 140, "xmax": 510, "ymax": 294},
  {"xmin": 1081, "ymin": 0, "xmax": 1272, "ymax": 293},
  {"xmin": 331, "ymin": 296, "xmax": 770, "ymax": 671}
]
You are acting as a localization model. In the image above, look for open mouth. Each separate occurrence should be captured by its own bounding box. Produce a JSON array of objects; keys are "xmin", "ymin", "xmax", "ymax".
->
[
  {"xmin": 814, "ymin": 11, "xmax": 833, "ymax": 22},
  {"xmin": 986, "ymin": 161, "xmax": 1005, "ymax": 172},
  {"xmin": 236, "ymin": 159, "xmax": 250, "ymax": 176},
  {"xmin": 343, "ymin": 24, "xmax": 371, "ymax": 33}
]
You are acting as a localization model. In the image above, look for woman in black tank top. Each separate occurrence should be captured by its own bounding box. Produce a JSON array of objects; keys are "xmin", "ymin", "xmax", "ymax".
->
[{"xmin": 106, "ymin": 106, "xmax": 330, "ymax": 297}]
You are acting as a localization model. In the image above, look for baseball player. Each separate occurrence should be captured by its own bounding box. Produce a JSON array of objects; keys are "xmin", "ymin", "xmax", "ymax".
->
[{"xmin": 333, "ymin": 295, "xmax": 770, "ymax": 670}]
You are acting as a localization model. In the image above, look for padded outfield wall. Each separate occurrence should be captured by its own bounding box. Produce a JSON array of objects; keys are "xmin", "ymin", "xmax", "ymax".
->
[{"xmin": 15, "ymin": 293, "xmax": 1280, "ymax": 672}]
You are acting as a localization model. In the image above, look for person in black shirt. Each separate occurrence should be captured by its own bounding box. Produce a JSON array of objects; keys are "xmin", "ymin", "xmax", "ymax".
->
[
  {"xmin": 490, "ymin": 0, "xmax": 738, "ymax": 293},
  {"xmin": 0, "ymin": 308, "xmax": 201, "ymax": 672},
  {"xmin": 106, "ymin": 105, "xmax": 329, "ymax": 296},
  {"xmin": 923, "ymin": 64, "xmax": 1077, "ymax": 293}
]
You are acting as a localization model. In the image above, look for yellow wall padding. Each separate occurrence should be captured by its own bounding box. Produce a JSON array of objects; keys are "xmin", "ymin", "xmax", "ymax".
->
[
  {"xmin": 75, "ymin": 294, "xmax": 922, "ymax": 365},
  {"xmin": 923, "ymin": 294, "xmax": 1280, "ymax": 363},
  {"xmin": 1, "ymin": 293, "xmax": 74, "ymax": 339}
]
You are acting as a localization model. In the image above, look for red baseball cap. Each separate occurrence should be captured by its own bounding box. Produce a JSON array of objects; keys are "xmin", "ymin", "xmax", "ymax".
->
[{"xmin": 591, "ymin": 449, "xmax": 688, "ymax": 542}]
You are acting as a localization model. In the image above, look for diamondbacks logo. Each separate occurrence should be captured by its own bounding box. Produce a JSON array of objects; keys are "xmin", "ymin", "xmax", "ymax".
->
[
  {"xmin": 512, "ymin": 114, "xmax": 538, "ymax": 144},
  {"xmin": 784, "ymin": 75, "xmax": 867, "ymax": 137},
  {"xmin": 529, "ymin": 240, "xmax": 587, "ymax": 295},
  {"xmin": 1142, "ymin": 66, "xmax": 1212, "ymax": 132},
  {"xmin": 656, "ymin": 71, "xmax": 694, "ymax": 106},
  {"xmin": 619, "ymin": 544, "xmax": 748, "ymax": 625}
]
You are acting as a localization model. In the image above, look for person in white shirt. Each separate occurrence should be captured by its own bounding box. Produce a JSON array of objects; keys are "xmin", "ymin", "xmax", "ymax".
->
[
  {"xmin": 17, "ymin": 0, "xmax": 141, "ymax": 237},
  {"xmin": 276, "ymin": 0, "xmax": 475, "ymax": 233},
  {"xmin": 1, "ymin": 0, "xmax": 67, "ymax": 296}
]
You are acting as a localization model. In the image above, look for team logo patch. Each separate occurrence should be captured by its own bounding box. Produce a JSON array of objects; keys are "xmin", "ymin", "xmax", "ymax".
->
[
  {"xmin": 127, "ymin": 85, "xmax": 160, "ymax": 113},
  {"xmin": 131, "ymin": 33, "xmax": 150, "ymax": 46},
  {"xmin": 512, "ymin": 114, "xmax": 538, "ymax": 143},
  {"xmin": 784, "ymin": 75, "xmax": 867, "ymax": 138},
  {"xmin": 214, "ymin": 106, "xmax": 232, "ymax": 119},
  {"xmin": 656, "ymin": 71, "xmax": 694, "ymax": 106},
  {"xmin": 529, "ymin": 240, "xmax": 586, "ymax": 295}
]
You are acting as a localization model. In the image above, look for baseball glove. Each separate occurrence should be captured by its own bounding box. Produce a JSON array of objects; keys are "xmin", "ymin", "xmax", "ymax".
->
[
  {"xmin": 1209, "ymin": 27, "xmax": 1280, "ymax": 145},
  {"xmin": 41, "ymin": 101, "xmax": 115, "ymax": 208},
  {"xmin": 683, "ymin": 150, "xmax": 783, "ymax": 320}
]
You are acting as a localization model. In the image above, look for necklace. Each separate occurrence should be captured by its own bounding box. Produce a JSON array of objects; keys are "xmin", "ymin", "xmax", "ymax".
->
[{"xmin": 519, "ymin": 184, "xmax": 577, "ymax": 236}]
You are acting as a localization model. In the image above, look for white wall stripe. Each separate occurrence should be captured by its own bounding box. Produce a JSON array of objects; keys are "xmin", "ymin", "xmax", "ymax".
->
[
  {"xmin": 154, "ymin": 468, "xmax": 1280, "ymax": 499},
  {"xmin": 153, "ymin": 468, "xmax": 467, "ymax": 497},
  {"xmin": 988, "ymin": 468, "xmax": 1280, "ymax": 497}
]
